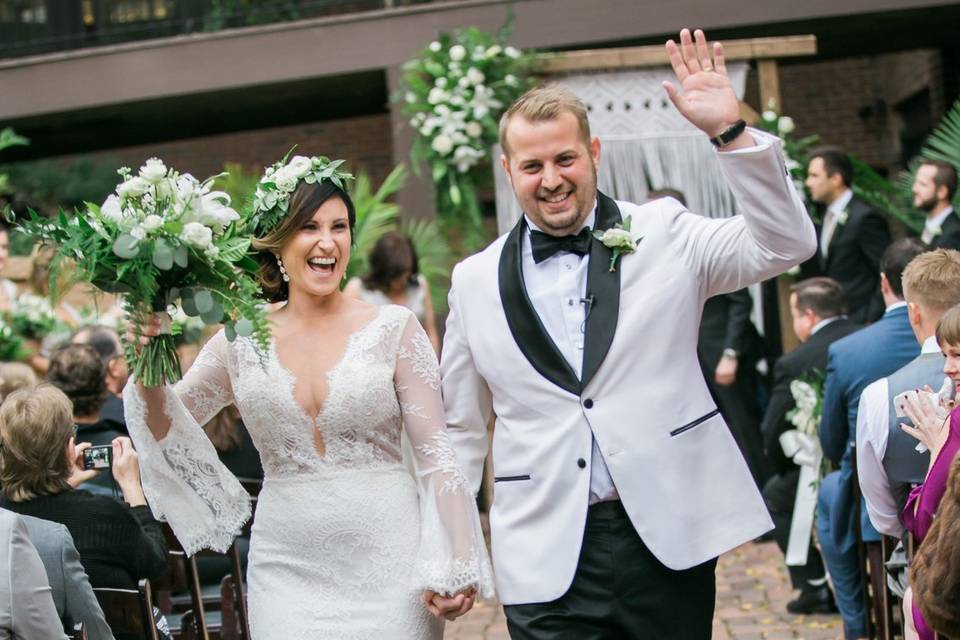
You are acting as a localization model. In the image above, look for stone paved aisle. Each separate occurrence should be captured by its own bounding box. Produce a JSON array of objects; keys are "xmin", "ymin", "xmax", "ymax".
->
[{"xmin": 447, "ymin": 540, "xmax": 844, "ymax": 640}]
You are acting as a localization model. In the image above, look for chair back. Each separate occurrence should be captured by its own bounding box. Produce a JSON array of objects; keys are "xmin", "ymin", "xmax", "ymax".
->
[
  {"xmin": 93, "ymin": 579, "xmax": 160, "ymax": 640},
  {"xmin": 155, "ymin": 525, "xmax": 210, "ymax": 640}
]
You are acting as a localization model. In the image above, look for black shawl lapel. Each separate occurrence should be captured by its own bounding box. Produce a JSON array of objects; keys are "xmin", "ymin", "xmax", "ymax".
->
[
  {"xmin": 498, "ymin": 217, "xmax": 580, "ymax": 395},
  {"xmin": 580, "ymin": 192, "xmax": 623, "ymax": 390}
]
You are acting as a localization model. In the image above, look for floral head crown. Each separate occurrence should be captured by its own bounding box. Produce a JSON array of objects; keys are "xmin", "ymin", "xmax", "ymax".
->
[{"xmin": 249, "ymin": 151, "xmax": 353, "ymax": 236}]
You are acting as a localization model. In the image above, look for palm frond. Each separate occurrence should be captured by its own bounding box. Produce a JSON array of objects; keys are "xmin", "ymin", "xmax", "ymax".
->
[
  {"xmin": 851, "ymin": 157, "xmax": 925, "ymax": 233},
  {"xmin": 921, "ymin": 97, "xmax": 960, "ymax": 211}
]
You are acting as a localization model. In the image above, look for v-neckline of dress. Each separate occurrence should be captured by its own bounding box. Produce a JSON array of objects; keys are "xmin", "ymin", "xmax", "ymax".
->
[{"xmin": 270, "ymin": 306, "xmax": 384, "ymax": 426}]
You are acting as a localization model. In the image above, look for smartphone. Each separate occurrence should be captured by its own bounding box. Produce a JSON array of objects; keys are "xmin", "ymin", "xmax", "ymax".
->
[
  {"xmin": 82, "ymin": 445, "xmax": 113, "ymax": 470},
  {"xmin": 893, "ymin": 388, "xmax": 940, "ymax": 418}
]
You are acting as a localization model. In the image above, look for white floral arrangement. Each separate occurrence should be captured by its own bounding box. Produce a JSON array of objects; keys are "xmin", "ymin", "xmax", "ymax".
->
[
  {"xmin": 788, "ymin": 378, "xmax": 820, "ymax": 437},
  {"xmin": 7, "ymin": 293, "xmax": 58, "ymax": 341},
  {"xmin": 249, "ymin": 152, "xmax": 353, "ymax": 236},
  {"xmin": 401, "ymin": 26, "xmax": 530, "ymax": 248},
  {"xmin": 18, "ymin": 158, "xmax": 269, "ymax": 386},
  {"xmin": 593, "ymin": 215, "xmax": 639, "ymax": 272}
]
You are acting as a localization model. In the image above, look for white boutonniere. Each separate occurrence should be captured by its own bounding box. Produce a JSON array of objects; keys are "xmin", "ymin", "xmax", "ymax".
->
[
  {"xmin": 593, "ymin": 215, "xmax": 639, "ymax": 272},
  {"xmin": 836, "ymin": 208, "xmax": 849, "ymax": 226},
  {"xmin": 931, "ymin": 223, "xmax": 943, "ymax": 238}
]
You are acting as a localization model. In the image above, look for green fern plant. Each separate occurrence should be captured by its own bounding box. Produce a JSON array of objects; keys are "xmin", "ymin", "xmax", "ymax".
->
[{"xmin": 345, "ymin": 164, "xmax": 408, "ymax": 282}]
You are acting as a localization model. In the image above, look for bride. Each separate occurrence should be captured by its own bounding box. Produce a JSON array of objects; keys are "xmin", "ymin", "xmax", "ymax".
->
[{"xmin": 124, "ymin": 155, "xmax": 494, "ymax": 638}]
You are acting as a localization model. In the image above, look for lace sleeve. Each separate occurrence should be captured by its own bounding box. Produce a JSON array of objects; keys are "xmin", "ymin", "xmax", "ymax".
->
[
  {"xmin": 394, "ymin": 311, "xmax": 495, "ymax": 598},
  {"xmin": 123, "ymin": 331, "xmax": 251, "ymax": 555}
]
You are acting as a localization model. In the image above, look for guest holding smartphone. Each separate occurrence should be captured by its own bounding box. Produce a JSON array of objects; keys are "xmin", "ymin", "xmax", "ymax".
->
[{"xmin": 0, "ymin": 384, "xmax": 167, "ymax": 589}]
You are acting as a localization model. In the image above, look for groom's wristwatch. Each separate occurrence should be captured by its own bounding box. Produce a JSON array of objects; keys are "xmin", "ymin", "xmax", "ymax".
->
[{"xmin": 709, "ymin": 120, "xmax": 747, "ymax": 149}]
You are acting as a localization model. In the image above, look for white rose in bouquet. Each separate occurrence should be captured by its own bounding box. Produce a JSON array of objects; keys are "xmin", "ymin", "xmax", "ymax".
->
[
  {"xmin": 449, "ymin": 44, "xmax": 467, "ymax": 61},
  {"xmin": 100, "ymin": 195, "xmax": 123, "ymax": 223},
  {"xmin": 139, "ymin": 158, "xmax": 167, "ymax": 183},
  {"xmin": 180, "ymin": 222, "xmax": 213, "ymax": 249},
  {"xmin": 117, "ymin": 176, "xmax": 149, "ymax": 199},
  {"xmin": 142, "ymin": 214, "xmax": 164, "ymax": 233},
  {"xmin": 778, "ymin": 116, "xmax": 796, "ymax": 135},
  {"xmin": 129, "ymin": 225, "xmax": 147, "ymax": 241}
]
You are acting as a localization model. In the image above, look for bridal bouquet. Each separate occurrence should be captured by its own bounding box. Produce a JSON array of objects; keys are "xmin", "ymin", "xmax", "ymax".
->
[{"xmin": 17, "ymin": 159, "xmax": 269, "ymax": 386}]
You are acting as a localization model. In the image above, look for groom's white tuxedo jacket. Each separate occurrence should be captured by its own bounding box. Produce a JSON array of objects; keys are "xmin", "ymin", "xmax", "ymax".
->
[{"xmin": 441, "ymin": 131, "xmax": 817, "ymax": 605}]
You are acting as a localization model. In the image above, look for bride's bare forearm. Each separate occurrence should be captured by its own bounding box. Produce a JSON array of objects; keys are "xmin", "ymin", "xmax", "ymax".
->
[{"xmin": 136, "ymin": 382, "xmax": 172, "ymax": 440}]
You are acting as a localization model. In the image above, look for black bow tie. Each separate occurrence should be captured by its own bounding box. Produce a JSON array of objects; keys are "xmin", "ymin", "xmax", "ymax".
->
[{"xmin": 530, "ymin": 228, "xmax": 592, "ymax": 264}]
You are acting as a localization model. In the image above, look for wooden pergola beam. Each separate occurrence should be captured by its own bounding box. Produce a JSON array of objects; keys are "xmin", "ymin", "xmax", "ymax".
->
[{"xmin": 534, "ymin": 35, "xmax": 817, "ymax": 74}]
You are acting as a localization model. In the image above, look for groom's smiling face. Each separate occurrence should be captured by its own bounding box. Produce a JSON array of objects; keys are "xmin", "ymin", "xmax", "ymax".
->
[{"xmin": 501, "ymin": 111, "xmax": 601, "ymax": 237}]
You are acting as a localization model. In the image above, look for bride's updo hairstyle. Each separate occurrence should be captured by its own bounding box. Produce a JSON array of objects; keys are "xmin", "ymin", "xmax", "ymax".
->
[{"xmin": 252, "ymin": 179, "xmax": 356, "ymax": 303}]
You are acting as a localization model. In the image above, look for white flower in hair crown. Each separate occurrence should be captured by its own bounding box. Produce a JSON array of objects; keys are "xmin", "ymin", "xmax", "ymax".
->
[{"xmin": 250, "ymin": 152, "xmax": 353, "ymax": 235}]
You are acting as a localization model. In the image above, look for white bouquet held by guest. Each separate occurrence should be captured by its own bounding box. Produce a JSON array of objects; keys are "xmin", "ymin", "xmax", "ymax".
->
[
  {"xmin": 780, "ymin": 371, "xmax": 827, "ymax": 565},
  {"xmin": 16, "ymin": 158, "xmax": 268, "ymax": 386}
]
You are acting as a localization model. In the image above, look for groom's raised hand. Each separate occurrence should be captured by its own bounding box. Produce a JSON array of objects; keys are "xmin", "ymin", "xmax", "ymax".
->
[{"xmin": 663, "ymin": 29, "xmax": 752, "ymax": 150}]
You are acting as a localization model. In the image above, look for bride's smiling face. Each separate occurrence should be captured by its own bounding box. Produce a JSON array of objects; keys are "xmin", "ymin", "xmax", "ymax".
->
[{"xmin": 280, "ymin": 196, "xmax": 352, "ymax": 299}]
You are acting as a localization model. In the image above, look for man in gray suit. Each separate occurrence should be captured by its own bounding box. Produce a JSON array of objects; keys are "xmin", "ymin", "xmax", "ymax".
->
[
  {"xmin": 0, "ymin": 508, "xmax": 67, "ymax": 639},
  {"xmin": 857, "ymin": 248, "xmax": 960, "ymax": 538},
  {"xmin": 21, "ymin": 513, "xmax": 115, "ymax": 639}
]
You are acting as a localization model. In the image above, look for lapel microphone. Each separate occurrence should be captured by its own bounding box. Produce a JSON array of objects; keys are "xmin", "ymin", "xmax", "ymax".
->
[{"xmin": 579, "ymin": 295, "xmax": 596, "ymax": 333}]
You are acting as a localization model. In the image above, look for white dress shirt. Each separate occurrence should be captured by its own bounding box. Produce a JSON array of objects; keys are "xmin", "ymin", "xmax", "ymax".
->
[
  {"xmin": 922, "ymin": 206, "xmax": 955, "ymax": 244},
  {"xmin": 856, "ymin": 334, "xmax": 941, "ymax": 537},
  {"xmin": 521, "ymin": 207, "xmax": 619, "ymax": 504},
  {"xmin": 820, "ymin": 188, "xmax": 853, "ymax": 258}
]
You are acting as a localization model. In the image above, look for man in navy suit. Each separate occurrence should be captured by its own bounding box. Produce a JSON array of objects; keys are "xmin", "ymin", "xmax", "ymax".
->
[{"xmin": 816, "ymin": 238, "xmax": 927, "ymax": 639}]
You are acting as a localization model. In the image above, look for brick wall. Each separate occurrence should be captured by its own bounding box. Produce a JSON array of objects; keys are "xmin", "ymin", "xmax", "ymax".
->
[
  {"xmin": 745, "ymin": 49, "xmax": 942, "ymax": 172},
  {"xmin": 61, "ymin": 113, "xmax": 395, "ymax": 186}
]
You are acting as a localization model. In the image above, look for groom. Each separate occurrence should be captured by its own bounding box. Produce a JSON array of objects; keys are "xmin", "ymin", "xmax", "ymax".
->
[{"xmin": 440, "ymin": 29, "xmax": 816, "ymax": 638}]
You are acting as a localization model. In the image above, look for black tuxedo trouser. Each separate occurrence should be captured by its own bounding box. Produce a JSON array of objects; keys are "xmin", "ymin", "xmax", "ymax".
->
[
  {"xmin": 503, "ymin": 501, "xmax": 717, "ymax": 640},
  {"xmin": 762, "ymin": 469, "xmax": 827, "ymax": 590}
]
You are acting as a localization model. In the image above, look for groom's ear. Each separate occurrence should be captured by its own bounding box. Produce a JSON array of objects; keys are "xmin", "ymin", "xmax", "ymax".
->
[
  {"xmin": 590, "ymin": 137, "xmax": 602, "ymax": 170},
  {"xmin": 500, "ymin": 153, "xmax": 513, "ymax": 186}
]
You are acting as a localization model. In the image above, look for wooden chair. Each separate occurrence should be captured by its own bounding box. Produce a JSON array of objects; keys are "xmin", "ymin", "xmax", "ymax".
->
[
  {"xmin": 93, "ymin": 579, "xmax": 161, "ymax": 640},
  {"xmin": 878, "ymin": 534, "xmax": 903, "ymax": 640},
  {"xmin": 155, "ymin": 525, "xmax": 212, "ymax": 640},
  {"xmin": 850, "ymin": 444, "xmax": 890, "ymax": 639}
]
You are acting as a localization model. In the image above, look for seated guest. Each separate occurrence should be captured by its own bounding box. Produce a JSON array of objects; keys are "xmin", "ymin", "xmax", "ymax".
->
[
  {"xmin": 858, "ymin": 249, "xmax": 960, "ymax": 538},
  {"xmin": 20, "ymin": 513, "xmax": 114, "ymax": 639},
  {"xmin": 0, "ymin": 362, "xmax": 37, "ymax": 405},
  {"xmin": 0, "ymin": 508, "xmax": 67, "ymax": 639},
  {"xmin": 908, "ymin": 452, "xmax": 960, "ymax": 639},
  {"xmin": 898, "ymin": 305, "xmax": 960, "ymax": 640},
  {"xmin": 817, "ymin": 238, "xmax": 926, "ymax": 640},
  {"xmin": 47, "ymin": 344, "xmax": 126, "ymax": 495},
  {"xmin": 761, "ymin": 277, "xmax": 858, "ymax": 614},
  {"xmin": 71, "ymin": 325, "xmax": 128, "ymax": 432},
  {"xmin": 0, "ymin": 384, "xmax": 168, "ymax": 589},
  {"xmin": 344, "ymin": 231, "xmax": 441, "ymax": 354}
]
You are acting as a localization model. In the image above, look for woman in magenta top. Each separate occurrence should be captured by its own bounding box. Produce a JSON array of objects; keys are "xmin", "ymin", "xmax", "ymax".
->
[{"xmin": 899, "ymin": 304, "xmax": 960, "ymax": 640}]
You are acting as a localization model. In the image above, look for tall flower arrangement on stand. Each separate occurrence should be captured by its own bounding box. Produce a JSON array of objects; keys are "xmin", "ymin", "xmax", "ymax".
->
[
  {"xmin": 401, "ymin": 26, "xmax": 531, "ymax": 251},
  {"xmin": 16, "ymin": 159, "xmax": 269, "ymax": 386}
]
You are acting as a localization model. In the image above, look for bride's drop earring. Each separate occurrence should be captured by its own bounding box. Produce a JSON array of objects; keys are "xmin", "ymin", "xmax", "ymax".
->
[{"xmin": 276, "ymin": 255, "xmax": 290, "ymax": 282}]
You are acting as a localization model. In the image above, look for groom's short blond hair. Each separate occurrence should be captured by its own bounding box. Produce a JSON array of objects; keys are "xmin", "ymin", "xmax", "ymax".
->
[{"xmin": 499, "ymin": 84, "xmax": 592, "ymax": 157}]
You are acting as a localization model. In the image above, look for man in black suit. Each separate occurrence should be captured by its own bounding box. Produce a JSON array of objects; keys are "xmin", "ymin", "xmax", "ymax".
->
[
  {"xmin": 761, "ymin": 277, "xmax": 860, "ymax": 614},
  {"xmin": 806, "ymin": 148, "xmax": 891, "ymax": 323},
  {"xmin": 914, "ymin": 159, "xmax": 959, "ymax": 249},
  {"xmin": 698, "ymin": 288, "xmax": 770, "ymax": 488}
]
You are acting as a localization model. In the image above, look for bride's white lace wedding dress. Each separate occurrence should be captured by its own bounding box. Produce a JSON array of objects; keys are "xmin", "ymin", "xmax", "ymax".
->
[{"xmin": 124, "ymin": 305, "xmax": 494, "ymax": 639}]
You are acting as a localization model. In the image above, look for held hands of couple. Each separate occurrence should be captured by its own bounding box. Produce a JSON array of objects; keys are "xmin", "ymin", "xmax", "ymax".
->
[
  {"xmin": 663, "ymin": 29, "xmax": 751, "ymax": 151},
  {"xmin": 899, "ymin": 385, "xmax": 954, "ymax": 462},
  {"xmin": 421, "ymin": 586, "xmax": 477, "ymax": 621}
]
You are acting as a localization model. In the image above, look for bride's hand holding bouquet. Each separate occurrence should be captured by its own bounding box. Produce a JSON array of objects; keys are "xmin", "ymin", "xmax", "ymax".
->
[{"xmin": 16, "ymin": 158, "xmax": 269, "ymax": 386}]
